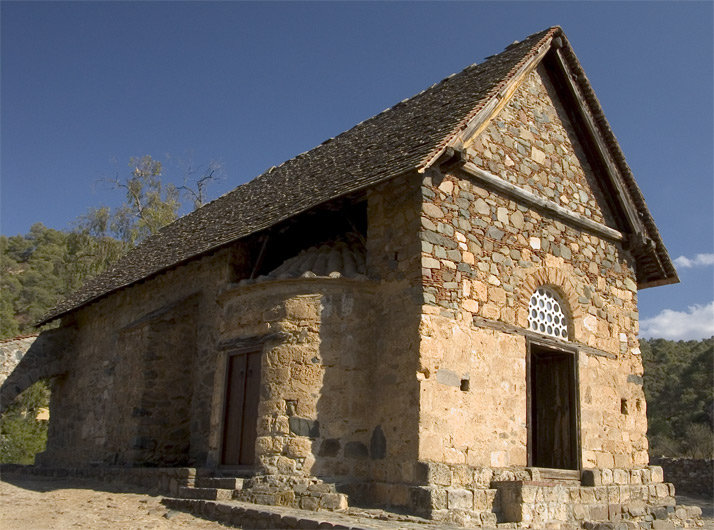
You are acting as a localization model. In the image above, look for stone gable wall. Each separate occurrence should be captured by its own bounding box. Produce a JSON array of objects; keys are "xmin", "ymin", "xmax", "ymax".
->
[
  {"xmin": 466, "ymin": 64, "xmax": 616, "ymax": 227},
  {"xmin": 416, "ymin": 63, "xmax": 648, "ymax": 470}
]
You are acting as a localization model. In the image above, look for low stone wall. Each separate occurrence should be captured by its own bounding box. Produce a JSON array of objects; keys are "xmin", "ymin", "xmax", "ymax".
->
[
  {"xmin": 651, "ymin": 456, "xmax": 714, "ymax": 497},
  {"xmin": 0, "ymin": 334, "xmax": 37, "ymax": 386},
  {"xmin": 0, "ymin": 464, "xmax": 196, "ymax": 497}
]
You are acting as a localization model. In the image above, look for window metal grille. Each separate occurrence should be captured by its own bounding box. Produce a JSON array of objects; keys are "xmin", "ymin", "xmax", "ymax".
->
[{"xmin": 529, "ymin": 287, "xmax": 569, "ymax": 340}]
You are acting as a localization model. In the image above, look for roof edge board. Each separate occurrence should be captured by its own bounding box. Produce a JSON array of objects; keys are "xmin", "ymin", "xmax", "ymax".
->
[
  {"xmin": 549, "ymin": 44, "xmax": 643, "ymax": 238},
  {"xmin": 421, "ymin": 29, "xmax": 558, "ymax": 172},
  {"xmin": 555, "ymin": 35, "xmax": 678, "ymax": 286}
]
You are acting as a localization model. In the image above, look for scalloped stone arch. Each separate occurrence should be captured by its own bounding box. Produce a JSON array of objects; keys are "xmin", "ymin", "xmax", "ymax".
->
[{"xmin": 518, "ymin": 267, "xmax": 582, "ymax": 337}]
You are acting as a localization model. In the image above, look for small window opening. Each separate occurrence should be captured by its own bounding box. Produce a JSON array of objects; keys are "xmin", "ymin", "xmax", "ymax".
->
[
  {"xmin": 528, "ymin": 287, "xmax": 569, "ymax": 340},
  {"xmin": 460, "ymin": 379, "xmax": 470, "ymax": 392},
  {"xmin": 620, "ymin": 399, "xmax": 629, "ymax": 415}
]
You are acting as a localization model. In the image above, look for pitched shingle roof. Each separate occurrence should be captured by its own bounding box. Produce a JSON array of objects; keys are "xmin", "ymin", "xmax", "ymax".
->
[{"xmin": 40, "ymin": 26, "xmax": 675, "ymax": 324}]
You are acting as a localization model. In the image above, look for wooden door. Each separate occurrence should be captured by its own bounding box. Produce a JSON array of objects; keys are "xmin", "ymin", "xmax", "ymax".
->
[
  {"xmin": 529, "ymin": 344, "xmax": 579, "ymax": 470},
  {"xmin": 221, "ymin": 349, "xmax": 262, "ymax": 466}
]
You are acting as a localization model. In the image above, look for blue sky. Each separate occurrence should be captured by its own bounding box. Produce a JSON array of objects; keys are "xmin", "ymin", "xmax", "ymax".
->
[{"xmin": 1, "ymin": 2, "xmax": 712, "ymax": 340}]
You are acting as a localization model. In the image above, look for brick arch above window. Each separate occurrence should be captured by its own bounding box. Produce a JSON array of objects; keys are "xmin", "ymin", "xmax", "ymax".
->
[{"xmin": 517, "ymin": 266, "xmax": 583, "ymax": 339}]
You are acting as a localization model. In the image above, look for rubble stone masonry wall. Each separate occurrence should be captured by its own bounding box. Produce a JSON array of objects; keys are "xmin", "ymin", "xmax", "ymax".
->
[
  {"xmin": 41, "ymin": 245, "xmax": 244, "ymax": 467},
  {"xmin": 214, "ymin": 174, "xmax": 424, "ymax": 494},
  {"xmin": 650, "ymin": 456, "xmax": 714, "ymax": 497},
  {"xmin": 416, "ymin": 60, "xmax": 647, "ymax": 471},
  {"xmin": 0, "ymin": 335, "xmax": 37, "ymax": 385}
]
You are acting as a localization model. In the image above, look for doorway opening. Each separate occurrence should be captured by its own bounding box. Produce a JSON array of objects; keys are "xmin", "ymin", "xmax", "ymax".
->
[
  {"xmin": 528, "ymin": 342, "xmax": 580, "ymax": 470},
  {"xmin": 220, "ymin": 348, "xmax": 262, "ymax": 467}
]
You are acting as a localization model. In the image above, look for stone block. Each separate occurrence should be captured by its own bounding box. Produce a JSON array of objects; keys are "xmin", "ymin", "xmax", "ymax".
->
[
  {"xmin": 520, "ymin": 485, "xmax": 538, "ymax": 503},
  {"xmin": 300, "ymin": 496, "xmax": 320, "ymax": 511},
  {"xmin": 601, "ymin": 468, "xmax": 614, "ymax": 485},
  {"xmin": 452, "ymin": 465, "xmax": 472, "ymax": 487},
  {"xmin": 652, "ymin": 521, "xmax": 674, "ymax": 530},
  {"xmin": 447, "ymin": 488, "xmax": 473, "ymax": 510},
  {"xmin": 590, "ymin": 504, "xmax": 609, "ymax": 521},
  {"xmin": 573, "ymin": 504, "xmax": 589, "ymax": 521},
  {"xmin": 297, "ymin": 518, "xmax": 320, "ymax": 529},
  {"xmin": 613, "ymin": 469, "xmax": 629, "ymax": 485},
  {"xmin": 654, "ymin": 483, "xmax": 668, "ymax": 498},
  {"xmin": 625, "ymin": 502, "xmax": 647, "ymax": 517},
  {"xmin": 320, "ymin": 493, "xmax": 347, "ymax": 511},
  {"xmin": 288, "ymin": 417, "xmax": 320, "ymax": 439},
  {"xmin": 408, "ymin": 486, "xmax": 437, "ymax": 516},
  {"xmin": 473, "ymin": 489, "xmax": 491, "ymax": 511},
  {"xmin": 594, "ymin": 486, "xmax": 608, "ymax": 503},
  {"xmin": 417, "ymin": 462, "xmax": 452, "ymax": 486},
  {"xmin": 580, "ymin": 487, "xmax": 596, "ymax": 504},
  {"xmin": 480, "ymin": 512, "xmax": 498, "ymax": 526},
  {"xmin": 649, "ymin": 466, "xmax": 664, "ymax": 483}
]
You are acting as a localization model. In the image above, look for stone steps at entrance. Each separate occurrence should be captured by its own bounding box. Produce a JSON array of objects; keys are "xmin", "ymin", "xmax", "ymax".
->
[
  {"xmin": 195, "ymin": 476, "xmax": 246, "ymax": 489},
  {"xmin": 178, "ymin": 485, "xmax": 236, "ymax": 501}
]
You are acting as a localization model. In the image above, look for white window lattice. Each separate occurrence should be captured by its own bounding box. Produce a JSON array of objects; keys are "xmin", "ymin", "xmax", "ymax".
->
[{"xmin": 529, "ymin": 288, "xmax": 569, "ymax": 340}]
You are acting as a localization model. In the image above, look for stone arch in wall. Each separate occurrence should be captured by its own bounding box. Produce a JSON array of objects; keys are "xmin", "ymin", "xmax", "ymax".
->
[{"xmin": 517, "ymin": 266, "xmax": 582, "ymax": 340}]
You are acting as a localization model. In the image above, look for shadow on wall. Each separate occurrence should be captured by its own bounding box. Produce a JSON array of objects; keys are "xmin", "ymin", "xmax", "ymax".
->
[{"xmin": 308, "ymin": 281, "xmax": 423, "ymax": 507}]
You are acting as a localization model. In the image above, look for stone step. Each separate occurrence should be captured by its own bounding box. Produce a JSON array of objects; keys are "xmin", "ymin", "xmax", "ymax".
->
[
  {"xmin": 195, "ymin": 476, "xmax": 245, "ymax": 490},
  {"xmin": 536, "ymin": 468, "xmax": 581, "ymax": 485},
  {"xmin": 162, "ymin": 497, "xmax": 376, "ymax": 530},
  {"xmin": 178, "ymin": 486, "xmax": 234, "ymax": 501},
  {"xmin": 202, "ymin": 468, "xmax": 256, "ymax": 479}
]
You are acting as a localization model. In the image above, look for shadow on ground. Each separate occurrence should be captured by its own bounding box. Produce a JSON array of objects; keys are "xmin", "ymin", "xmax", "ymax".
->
[{"xmin": 0, "ymin": 470, "xmax": 161, "ymax": 497}]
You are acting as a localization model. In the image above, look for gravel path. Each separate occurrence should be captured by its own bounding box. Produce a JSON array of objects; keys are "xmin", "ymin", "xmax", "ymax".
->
[{"xmin": 0, "ymin": 474, "xmax": 231, "ymax": 530}]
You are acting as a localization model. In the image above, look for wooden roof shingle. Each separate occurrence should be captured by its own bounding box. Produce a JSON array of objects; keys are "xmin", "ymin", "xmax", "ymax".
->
[{"xmin": 40, "ymin": 27, "xmax": 676, "ymax": 324}]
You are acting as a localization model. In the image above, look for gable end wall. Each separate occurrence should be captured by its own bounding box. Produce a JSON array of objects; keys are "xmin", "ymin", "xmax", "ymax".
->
[{"xmin": 416, "ymin": 63, "xmax": 648, "ymax": 470}]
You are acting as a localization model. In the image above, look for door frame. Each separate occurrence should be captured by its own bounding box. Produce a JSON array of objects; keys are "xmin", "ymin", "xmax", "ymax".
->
[
  {"xmin": 218, "ymin": 344, "xmax": 263, "ymax": 469},
  {"xmin": 526, "ymin": 336, "xmax": 582, "ymax": 471}
]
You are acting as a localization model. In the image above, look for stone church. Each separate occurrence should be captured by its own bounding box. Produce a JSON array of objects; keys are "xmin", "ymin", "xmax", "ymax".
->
[{"xmin": 3, "ymin": 27, "xmax": 698, "ymax": 527}]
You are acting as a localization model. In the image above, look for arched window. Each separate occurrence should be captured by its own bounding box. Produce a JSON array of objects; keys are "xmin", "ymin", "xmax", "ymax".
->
[{"xmin": 528, "ymin": 287, "xmax": 569, "ymax": 340}]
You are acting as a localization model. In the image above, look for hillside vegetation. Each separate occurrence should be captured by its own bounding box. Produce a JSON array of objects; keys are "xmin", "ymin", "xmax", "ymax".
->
[{"xmin": 641, "ymin": 337, "xmax": 714, "ymax": 458}]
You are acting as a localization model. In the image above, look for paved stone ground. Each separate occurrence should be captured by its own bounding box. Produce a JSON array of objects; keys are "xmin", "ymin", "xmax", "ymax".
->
[{"xmin": 1, "ymin": 473, "xmax": 712, "ymax": 529}]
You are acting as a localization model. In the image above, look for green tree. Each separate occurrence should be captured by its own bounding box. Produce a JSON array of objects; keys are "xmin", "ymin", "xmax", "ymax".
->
[
  {"xmin": 0, "ymin": 380, "xmax": 50, "ymax": 464},
  {"xmin": 642, "ymin": 337, "xmax": 714, "ymax": 457},
  {"xmin": 102, "ymin": 155, "xmax": 180, "ymax": 245}
]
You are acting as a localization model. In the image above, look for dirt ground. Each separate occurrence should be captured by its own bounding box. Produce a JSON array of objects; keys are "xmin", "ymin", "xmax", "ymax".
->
[
  {"xmin": 1, "ymin": 473, "xmax": 712, "ymax": 530},
  {"xmin": 0, "ymin": 474, "xmax": 231, "ymax": 530}
]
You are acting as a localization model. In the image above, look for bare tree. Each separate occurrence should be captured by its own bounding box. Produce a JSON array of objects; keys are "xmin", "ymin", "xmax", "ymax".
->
[{"xmin": 177, "ymin": 159, "xmax": 225, "ymax": 210}]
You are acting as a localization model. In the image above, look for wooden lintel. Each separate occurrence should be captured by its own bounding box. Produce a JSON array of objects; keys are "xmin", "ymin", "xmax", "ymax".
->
[
  {"xmin": 459, "ymin": 161, "xmax": 624, "ymax": 242},
  {"xmin": 472, "ymin": 316, "xmax": 618, "ymax": 360}
]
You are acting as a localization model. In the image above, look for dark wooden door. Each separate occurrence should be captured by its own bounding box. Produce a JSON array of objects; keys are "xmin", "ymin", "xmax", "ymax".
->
[
  {"xmin": 221, "ymin": 350, "xmax": 261, "ymax": 466},
  {"xmin": 529, "ymin": 345, "xmax": 578, "ymax": 470}
]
